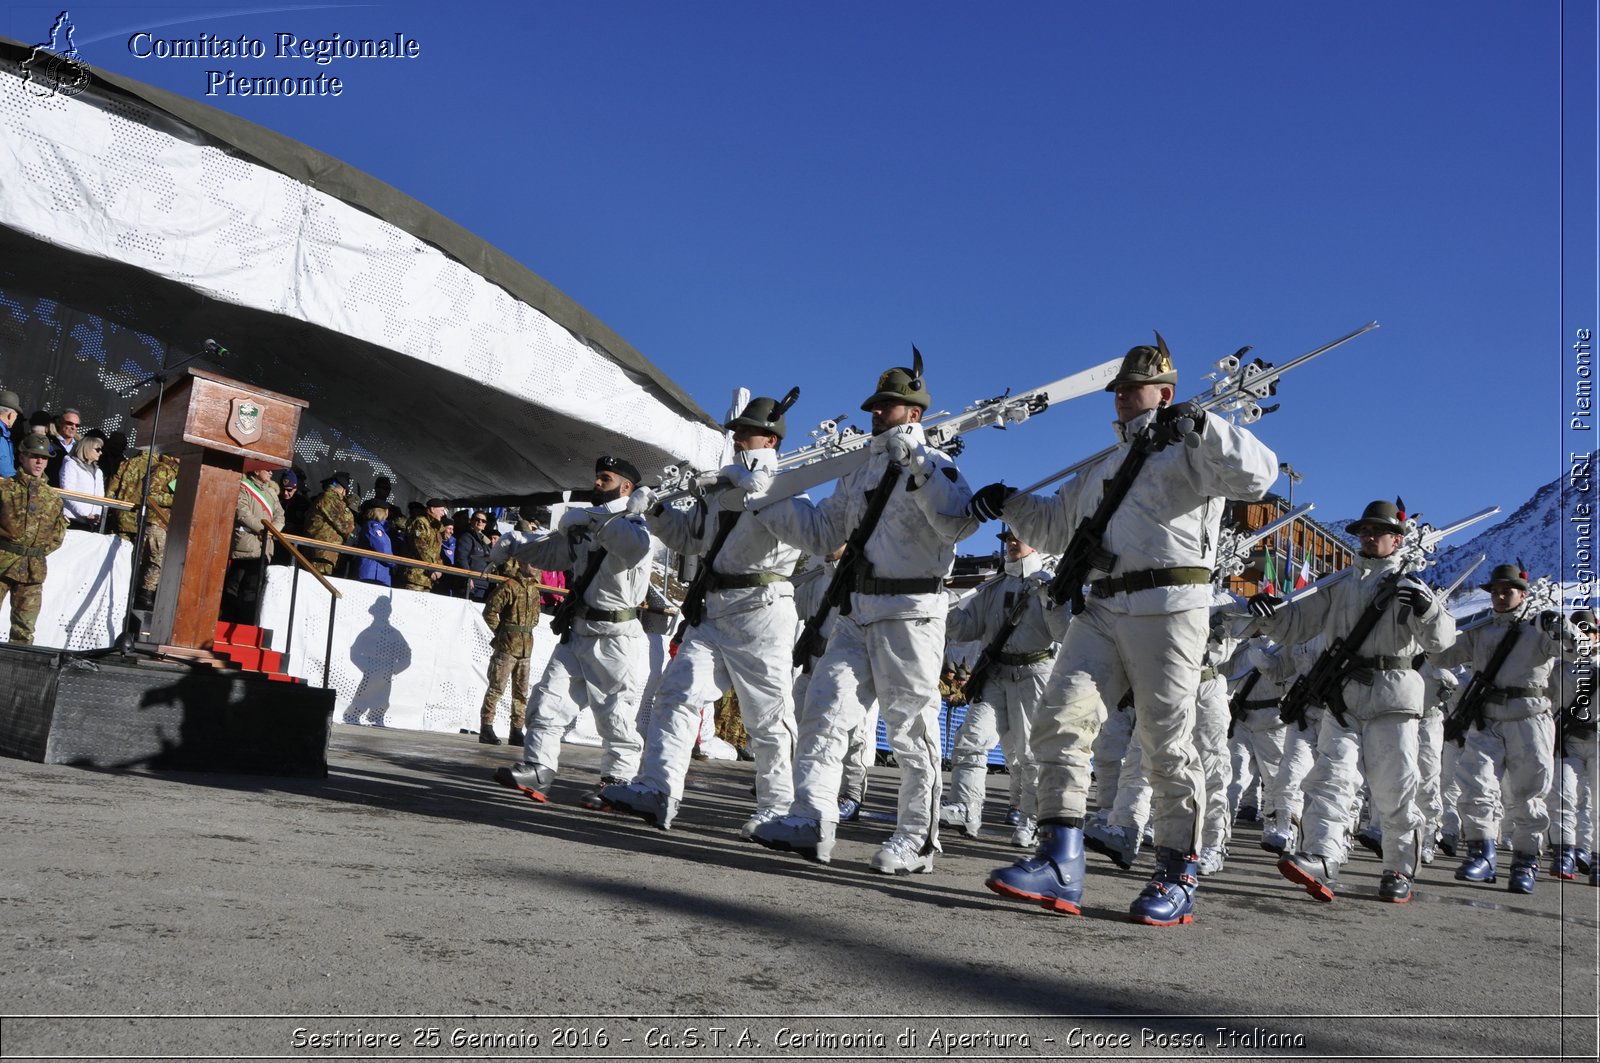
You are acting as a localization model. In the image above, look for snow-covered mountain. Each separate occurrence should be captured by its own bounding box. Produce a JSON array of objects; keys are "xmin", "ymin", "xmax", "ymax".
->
[{"xmin": 1335, "ymin": 454, "xmax": 1593, "ymax": 605}]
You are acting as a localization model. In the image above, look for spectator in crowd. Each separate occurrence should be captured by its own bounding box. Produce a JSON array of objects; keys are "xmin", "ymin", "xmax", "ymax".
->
[
  {"xmin": 57, "ymin": 430, "xmax": 106, "ymax": 530},
  {"xmin": 44, "ymin": 408, "xmax": 82, "ymax": 483},
  {"xmin": 401, "ymin": 499, "xmax": 446, "ymax": 592},
  {"xmin": 222, "ymin": 462, "xmax": 284, "ymax": 623},
  {"xmin": 436, "ymin": 513, "xmax": 463, "ymax": 595},
  {"xmin": 304, "ymin": 472, "xmax": 356, "ymax": 576},
  {"xmin": 456, "ymin": 509, "xmax": 495, "ymax": 601},
  {"xmin": 107, "ymin": 447, "xmax": 180, "ymax": 610},
  {"xmin": 0, "ymin": 389, "xmax": 19, "ymax": 478},
  {"xmin": 98, "ymin": 431, "xmax": 127, "ymax": 485},
  {"xmin": 0, "ymin": 434, "xmax": 67, "ymax": 644},
  {"xmin": 356, "ymin": 498, "xmax": 397, "ymax": 586},
  {"xmin": 278, "ymin": 469, "xmax": 308, "ymax": 535},
  {"xmin": 367, "ymin": 475, "xmax": 393, "ymax": 508}
]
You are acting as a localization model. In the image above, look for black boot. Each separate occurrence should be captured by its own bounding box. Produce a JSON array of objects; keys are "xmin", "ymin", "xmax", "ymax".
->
[{"xmin": 478, "ymin": 725, "xmax": 502, "ymax": 745}]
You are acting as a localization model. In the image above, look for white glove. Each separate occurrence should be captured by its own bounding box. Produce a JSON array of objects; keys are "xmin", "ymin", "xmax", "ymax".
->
[
  {"xmin": 626, "ymin": 486, "xmax": 656, "ymax": 516},
  {"xmin": 721, "ymin": 448, "xmax": 777, "ymax": 500},
  {"xmin": 490, "ymin": 529, "xmax": 532, "ymax": 564},
  {"xmin": 882, "ymin": 423, "xmax": 929, "ymax": 475}
]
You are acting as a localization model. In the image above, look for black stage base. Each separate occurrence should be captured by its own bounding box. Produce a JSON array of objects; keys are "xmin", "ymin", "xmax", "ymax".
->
[{"xmin": 0, "ymin": 644, "xmax": 333, "ymax": 777}]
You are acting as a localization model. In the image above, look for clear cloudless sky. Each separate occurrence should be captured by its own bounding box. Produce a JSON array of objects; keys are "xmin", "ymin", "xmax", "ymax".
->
[{"xmin": 8, "ymin": 1, "xmax": 1594, "ymax": 531}]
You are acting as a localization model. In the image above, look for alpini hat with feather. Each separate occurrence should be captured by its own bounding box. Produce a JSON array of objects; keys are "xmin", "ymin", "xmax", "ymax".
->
[
  {"xmin": 1344, "ymin": 498, "xmax": 1408, "ymax": 537},
  {"xmin": 725, "ymin": 387, "xmax": 801, "ymax": 442},
  {"xmin": 1480, "ymin": 560, "xmax": 1530, "ymax": 593},
  {"xmin": 1105, "ymin": 331, "xmax": 1179, "ymax": 392},
  {"xmin": 861, "ymin": 347, "xmax": 931, "ymax": 411}
]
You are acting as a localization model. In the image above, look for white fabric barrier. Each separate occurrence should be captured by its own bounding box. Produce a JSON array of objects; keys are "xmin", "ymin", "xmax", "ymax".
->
[
  {"xmin": 0, "ymin": 529, "xmax": 132, "ymax": 650},
  {"xmin": 258, "ymin": 568, "xmax": 668, "ymax": 736}
]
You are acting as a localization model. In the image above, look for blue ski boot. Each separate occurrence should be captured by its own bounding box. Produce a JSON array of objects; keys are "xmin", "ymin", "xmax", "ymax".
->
[
  {"xmin": 1576, "ymin": 847, "xmax": 1593, "ymax": 875},
  {"xmin": 1454, "ymin": 840, "xmax": 1498, "ymax": 883},
  {"xmin": 1507, "ymin": 852, "xmax": 1538, "ymax": 895},
  {"xmin": 1128, "ymin": 847, "xmax": 1199, "ymax": 926},
  {"xmin": 1552, "ymin": 846, "xmax": 1578, "ymax": 881},
  {"xmin": 985, "ymin": 823, "xmax": 1085, "ymax": 916}
]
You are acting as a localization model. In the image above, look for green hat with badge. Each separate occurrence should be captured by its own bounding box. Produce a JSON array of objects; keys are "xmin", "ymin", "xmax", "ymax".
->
[
  {"xmin": 861, "ymin": 347, "xmax": 932, "ymax": 411},
  {"xmin": 725, "ymin": 387, "xmax": 801, "ymax": 442},
  {"xmin": 1479, "ymin": 561, "xmax": 1529, "ymax": 592},
  {"xmin": 1344, "ymin": 498, "xmax": 1408, "ymax": 537},
  {"xmin": 1104, "ymin": 331, "xmax": 1179, "ymax": 392},
  {"xmin": 16, "ymin": 433, "xmax": 50, "ymax": 457}
]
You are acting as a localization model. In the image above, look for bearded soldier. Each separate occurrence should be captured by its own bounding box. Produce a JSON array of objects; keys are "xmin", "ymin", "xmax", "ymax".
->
[
  {"xmin": 491, "ymin": 455, "xmax": 654, "ymax": 807},
  {"xmin": 1254, "ymin": 500, "xmax": 1457, "ymax": 905},
  {"xmin": 601, "ymin": 393, "xmax": 803, "ymax": 836},
  {"xmin": 0, "ymin": 434, "xmax": 67, "ymax": 643},
  {"xmin": 304, "ymin": 472, "xmax": 356, "ymax": 576},
  {"xmin": 940, "ymin": 527, "xmax": 1056, "ymax": 848},
  {"xmin": 750, "ymin": 354, "xmax": 978, "ymax": 873},
  {"xmin": 976, "ymin": 335, "xmax": 1278, "ymax": 925},
  {"xmin": 479, "ymin": 559, "xmax": 542, "ymax": 746},
  {"xmin": 108, "ymin": 447, "xmax": 180, "ymax": 609},
  {"xmin": 1434, "ymin": 563, "xmax": 1581, "ymax": 894}
]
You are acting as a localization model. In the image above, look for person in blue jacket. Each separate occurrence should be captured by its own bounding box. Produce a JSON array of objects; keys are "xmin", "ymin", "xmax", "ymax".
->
[{"xmin": 356, "ymin": 498, "xmax": 397, "ymax": 586}]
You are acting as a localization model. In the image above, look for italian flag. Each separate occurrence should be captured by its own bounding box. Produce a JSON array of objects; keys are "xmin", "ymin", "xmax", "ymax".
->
[
  {"xmin": 241, "ymin": 478, "xmax": 274, "ymax": 515},
  {"xmin": 1261, "ymin": 550, "xmax": 1279, "ymax": 595}
]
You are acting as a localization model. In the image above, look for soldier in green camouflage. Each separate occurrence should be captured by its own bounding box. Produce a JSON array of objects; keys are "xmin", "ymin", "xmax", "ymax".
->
[
  {"xmin": 304, "ymin": 472, "xmax": 357, "ymax": 576},
  {"xmin": 479, "ymin": 559, "xmax": 543, "ymax": 745},
  {"xmin": 107, "ymin": 447, "xmax": 180, "ymax": 608},
  {"xmin": 401, "ymin": 498, "xmax": 447, "ymax": 592},
  {"xmin": 0, "ymin": 434, "xmax": 68, "ymax": 643}
]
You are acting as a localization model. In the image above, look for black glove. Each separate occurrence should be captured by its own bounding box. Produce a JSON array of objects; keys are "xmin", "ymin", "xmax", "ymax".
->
[
  {"xmin": 1540, "ymin": 610, "xmax": 1565, "ymax": 634},
  {"xmin": 1395, "ymin": 580, "xmax": 1434, "ymax": 616},
  {"xmin": 1151, "ymin": 401, "xmax": 1207, "ymax": 448},
  {"xmin": 1248, "ymin": 592, "xmax": 1284, "ymax": 618},
  {"xmin": 967, "ymin": 482, "xmax": 1016, "ymax": 522}
]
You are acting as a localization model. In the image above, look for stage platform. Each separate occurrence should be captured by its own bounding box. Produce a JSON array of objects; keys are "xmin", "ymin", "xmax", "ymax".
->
[{"xmin": 0, "ymin": 643, "xmax": 333, "ymax": 777}]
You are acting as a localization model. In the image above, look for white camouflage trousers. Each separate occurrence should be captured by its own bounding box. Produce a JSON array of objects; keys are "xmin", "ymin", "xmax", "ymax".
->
[
  {"xmin": 1301, "ymin": 710, "xmax": 1423, "ymax": 875},
  {"xmin": 1230, "ymin": 708, "xmax": 1286, "ymax": 826},
  {"xmin": 1552, "ymin": 732, "xmax": 1597, "ymax": 849},
  {"xmin": 1193, "ymin": 674, "xmax": 1233, "ymax": 849},
  {"xmin": 1456, "ymin": 715, "xmax": 1555, "ymax": 855},
  {"xmin": 1092, "ymin": 703, "xmax": 1135, "ymax": 814},
  {"xmin": 637, "ymin": 598, "xmax": 798, "ymax": 811},
  {"xmin": 1416, "ymin": 711, "xmax": 1445, "ymax": 843},
  {"xmin": 949, "ymin": 670, "xmax": 1044, "ymax": 820},
  {"xmin": 789, "ymin": 613, "xmax": 945, "ymax": 843},
  {"xmin": 1034, "ymin": 603, "xmax": 1207, "ymax": 852},
  {"xmin": 523, "ymin": 625, "xmax": 646, "ymax": 781},
  {"xmin": 1269, "ymin": 708, "xmax": 1321, "ymax": 838}
]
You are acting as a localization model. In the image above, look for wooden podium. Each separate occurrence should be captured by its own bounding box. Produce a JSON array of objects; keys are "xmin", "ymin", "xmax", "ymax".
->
[{"xmin": 131, "ymin": 368, "xmax": 307, "ymax": 653}]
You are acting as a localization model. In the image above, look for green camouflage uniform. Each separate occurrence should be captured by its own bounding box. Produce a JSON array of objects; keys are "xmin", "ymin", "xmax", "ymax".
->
[
  {"xmin": 303, "ymin": 490, "xmax": 356, "ymax": 575},
  {"xmin": 480, "ymin": 567, "xmax": 542, "ymax": 729},
  {"xmin": 107, "ymin": 451, "xmax": 179, "ymax": 593},
  {"xmin": 0, "ymin": 468, "xmax": 68, "ymax": 644},
  {"xmin": 401, "ymin": 514, "xmax": 443, "ymax": 591}
]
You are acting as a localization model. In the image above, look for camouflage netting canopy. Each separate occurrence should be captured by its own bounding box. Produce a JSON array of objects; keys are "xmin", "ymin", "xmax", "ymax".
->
[{"xmin": 0, "ymin": 37, "xmax": 723, "ymax": 503}]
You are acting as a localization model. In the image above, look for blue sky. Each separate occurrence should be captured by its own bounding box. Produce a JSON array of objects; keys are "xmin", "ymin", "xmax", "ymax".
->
[{"xmin": 8, "ymin": 1, "xmax": 1594, "ymax": 532}]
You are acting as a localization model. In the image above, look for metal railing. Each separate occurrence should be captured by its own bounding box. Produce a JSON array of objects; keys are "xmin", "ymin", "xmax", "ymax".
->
[{"xmin": 262, "ymin": 521, "xmax": 340, "ymax": 688}]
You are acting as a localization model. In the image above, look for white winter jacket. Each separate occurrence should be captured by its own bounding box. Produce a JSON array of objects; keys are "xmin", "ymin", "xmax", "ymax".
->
[
  {"xmin": 504, "ymin": 497, "xmax": 654, "ymax": 637},
  {"xmin": 946, "ymin": 555, "xmax": 1057, "ymax": 679},
  {"xmin": 1002, "ymin": 408, "xmax": 1278, "ymax": 616},
  {"xmin": 753, "ymin": 435, "xmax": 976, "ymax": 623},
  {"xmin": 649, "ymin": 491, "xmax": 800, "ymax": 621},
  {"xmin": 1262, "ymin": 552, "xmax": 1456, "ymax": 720},
  {"xmin": 1435, "ymin": 605, "xmax": 1579, "ymax": 722}
]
